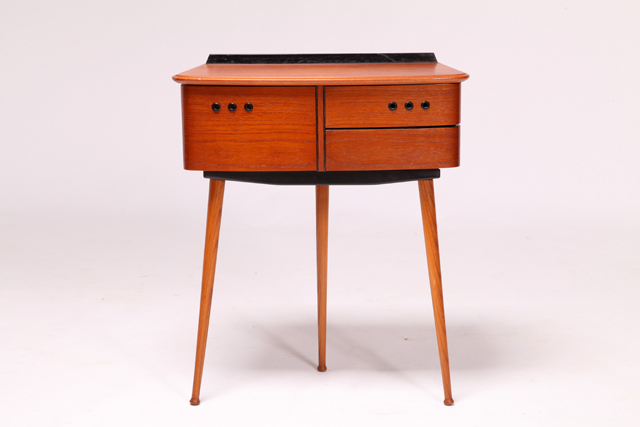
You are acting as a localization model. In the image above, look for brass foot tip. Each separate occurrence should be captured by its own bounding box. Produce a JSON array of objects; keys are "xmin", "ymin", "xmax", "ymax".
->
[
  {"xmin": 190, "ymin": 398, "xmax": 200, "ymax": 406},
  {"xmin": 317, "ymin": 365, "xmax": 327, "ymax": 372},
  {"xmin": 444, "ymin": 398, "xmax": 454, "ymax": 406}
]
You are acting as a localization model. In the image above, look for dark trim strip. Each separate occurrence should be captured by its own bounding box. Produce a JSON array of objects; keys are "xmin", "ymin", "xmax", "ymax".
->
[
  {"xmin": 315, "ymin": 86, "xmax": 319, "ymax": 170},
  {"xmin": 206, "ymin": 53, "xmax": 437, "ymax": 64},
  {"xmin": 326, "ymin": 124, "xmax": 459, "ymax": 131},
  {"xmin": 203, "ymin": 169, "xmax": 440, "ymax": 185},
  {"xmin": 322, "ymin": 87, "xmax": 327, "ymax": 171}
]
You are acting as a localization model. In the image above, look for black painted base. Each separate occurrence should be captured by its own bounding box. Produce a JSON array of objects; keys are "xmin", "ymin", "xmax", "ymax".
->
[{"xmin": 203, "ymin": 169, "xmax": 440, "ymax": 185}]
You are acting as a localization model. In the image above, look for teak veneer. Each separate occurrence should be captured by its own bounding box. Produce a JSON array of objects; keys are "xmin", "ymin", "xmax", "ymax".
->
[
  {"xmin": 182, "ymin": 85, "xmax": 317, "ymax": 171},
  {"xmin": 173, "ymin": 53, "xmax": 469, "ymax": 407},
  {"xmin": 325, "ymin": 84, "xmax": 460, "ymax": 128},
  {"xmin": 173, "ymin": 62, "xmax": 468, "ymax": 86}
]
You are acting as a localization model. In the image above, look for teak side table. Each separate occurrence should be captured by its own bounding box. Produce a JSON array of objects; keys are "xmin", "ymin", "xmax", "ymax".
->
[{"xmin": 173, "ymin": 53, "xmax": 469, "ymax": 406}]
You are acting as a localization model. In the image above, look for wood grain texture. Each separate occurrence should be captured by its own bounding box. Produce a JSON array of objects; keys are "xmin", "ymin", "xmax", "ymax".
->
[
  {"xmin": 316, "ymin": 86, "xmax": 326, "ymax": 171},
  {"xmin": 325, "ymin": 84, "xmax": 460, "ymax": 128},
  {"xmin": 418, "ymin": 179, "xmax": 454, "ymax": 406},
  {"xmin": 182, "ymin": 85, "xmax": 317, "ymax": 171},
  {"xmin": 316, "ymin": 185, "xmax": 329, "ymax": 372},
  {"xmin": 325, "ymin": 127, "xmax": 459, "ymax": 171},
  {"xmin": 190, "ymin": 179, "xmax": 225, "ymax": 406},
  {"xmin": 173, "ymin": 62, "xmax": 469, "ymax": 86}
]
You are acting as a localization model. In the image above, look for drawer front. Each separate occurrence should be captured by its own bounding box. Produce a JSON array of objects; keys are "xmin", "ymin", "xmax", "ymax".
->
[
  {"xmin": 325, "ymin": 127, "xmax": 459, "ymax": 171},
  {"xmin": 325, "ymin": 84, "xmax": 460, "ymax": 128},
  {"xmin": 182, "ymin": 85, "xmax": 317, "ymax": 171}
]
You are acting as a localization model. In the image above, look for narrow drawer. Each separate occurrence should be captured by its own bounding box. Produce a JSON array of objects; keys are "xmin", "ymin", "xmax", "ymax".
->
[
  {"xmin": 325, "ymin": 127, "xmax": 459, "ymax": 171},
  {"xmin": 182, "ymin": 85, "xmax": 317, "ymax": 171},
  {"xmin": 325, "ymin": 84, "xmax": 460, "ymax": 129}
]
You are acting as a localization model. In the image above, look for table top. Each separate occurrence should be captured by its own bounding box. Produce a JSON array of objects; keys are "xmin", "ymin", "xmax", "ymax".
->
[{"xmin": 173, "ymin": 53, "xmax": 469, "ymax": 86}]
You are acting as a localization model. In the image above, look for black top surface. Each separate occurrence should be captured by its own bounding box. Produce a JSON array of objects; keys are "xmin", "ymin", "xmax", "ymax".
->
[{"xmin": 206, "ymin": 53, "xmax": 437, "ymax": 64}]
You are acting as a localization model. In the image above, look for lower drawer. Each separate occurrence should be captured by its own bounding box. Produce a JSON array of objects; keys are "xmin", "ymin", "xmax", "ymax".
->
[{"xmin": 325, "ymin": 127, "xmax": 459, "ymax": 171}]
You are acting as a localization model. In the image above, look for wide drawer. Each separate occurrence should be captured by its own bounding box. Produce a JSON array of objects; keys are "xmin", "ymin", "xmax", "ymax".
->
[
  {"xmin": 181, "ymin": 85, "xmax": 317, "ymax": 171},
  {"xmin": 325, "ymin": 127, "xmax": 459, "ymax": 171},
  {"xmin": 324, "ymin": 84, "xmax": 460, "ymax": 129}
]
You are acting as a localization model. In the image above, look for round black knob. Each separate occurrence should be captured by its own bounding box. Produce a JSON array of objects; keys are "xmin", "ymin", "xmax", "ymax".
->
[
  {"xmin": 405, "ymin": 101, "xmax": 414, "ymax": 110},
  {"xmin": 421, "ymin": 101, "xmax": 430, "ymax": 110},
  {"xmin": 211, "ymin": 102, "xmax": 221, "ymax": 112},
  {"xmin": 244, "ymin": 102, "xmax": 253, "ymax": 112},
  {"xmin": 228, "ymin": 102, "xmax": 237, "ymax": 112},
  {"xmin": 388, "ymin": 102, "xmax": 397, "ymax": 111}
]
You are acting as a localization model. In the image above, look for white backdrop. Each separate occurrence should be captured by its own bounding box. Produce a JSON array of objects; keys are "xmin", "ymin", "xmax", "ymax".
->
[
  {"xmin": 1, "ymin": 1, "xmax": 639, "ymax": 426},
  {"xmin": 1, "ymin": 0, "xmax": 638, "ymax": 225}
]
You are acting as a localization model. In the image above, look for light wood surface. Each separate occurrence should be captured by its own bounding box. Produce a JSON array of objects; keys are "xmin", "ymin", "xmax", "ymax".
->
[
  {"xmin": 418, "ymin": 179, "xmax": 454, "ymax": 406},
  {"xmin": 181, "ymin": 85, "xmax": 317, "ymax": 171},
  {"xmin": 190, "ymin": 180, "xmax": 225, "ymax": 406},
  {"xmin": 316, "ymin": 185, "xmax": 329, "ymax": 372},
  {"xmin": 325, "ymin": 127, "xmax": 459, "ymax": 171},
  {"xmin": 325, "ymin": 84, "xmax": 460, "ymax": 129},
  {"xmin": 173, "ymin": 62, "xmax": 469, "ymax": 86}
]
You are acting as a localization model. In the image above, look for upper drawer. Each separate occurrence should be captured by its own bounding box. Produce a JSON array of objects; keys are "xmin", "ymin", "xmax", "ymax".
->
[
  {"xmin": 181, "ymin": 85, "xmax": 317, "ymax": 171},
  {"xmin": 324, "ymin": 84, "xmax": 460, "ymax": 128}
]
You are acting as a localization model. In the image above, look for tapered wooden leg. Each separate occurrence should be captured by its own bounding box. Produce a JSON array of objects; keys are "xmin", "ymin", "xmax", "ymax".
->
[
  {"xmin": 418, "ymin": 179, "xmax": 454, "ymax": 406},
  {"xmin": 190, "ymin": 179, "xmax": 225, "ymax": 406},
  {"xmin": 316, "ymin": 185, "xmax": 329, "ymax": 372}
]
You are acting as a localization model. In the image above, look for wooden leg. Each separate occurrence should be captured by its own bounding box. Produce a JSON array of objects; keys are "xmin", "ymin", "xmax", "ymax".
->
[
  {"xmin": 316, "ymin": 185, "xmax": 329, "ymax": 372},
  {"xmin": 418, "ymin": 179, "xmax": 454, "ymax": 406},
  {"xmin": 190, "ymin": 179, "xmax": 225, "ymax": 406}
]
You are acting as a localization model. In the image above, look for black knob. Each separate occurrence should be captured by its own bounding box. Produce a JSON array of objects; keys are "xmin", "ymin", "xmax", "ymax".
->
[
  {"xmin": 421, "ymin": 101, "xmax": 430, "ymax": 110},
  {"xmin": 405, "ymin": 101, "xmax": 414, "ymax": 110},
  {"xmin": 244, "ymin": 102, "xmax": 253, "ymax": 112},
  {"xmin": 211, "ymin": 102, "xmax": 221, "ymax": 112},
  {"xmin": 388, "ymin": 101, "xmax": 397, "ymax": 111},
  {"xmin": 228, "ymin": 102, "xmax": 237, "ymax": 112}
]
